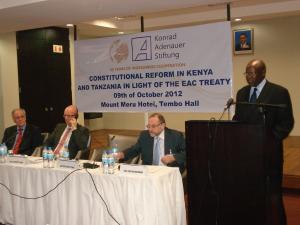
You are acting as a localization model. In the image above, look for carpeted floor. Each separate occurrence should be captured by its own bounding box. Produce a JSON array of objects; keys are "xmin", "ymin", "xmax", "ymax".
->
[{"xmin": 284, "ymin": 191, "xmax": 300, "ymax": 225}]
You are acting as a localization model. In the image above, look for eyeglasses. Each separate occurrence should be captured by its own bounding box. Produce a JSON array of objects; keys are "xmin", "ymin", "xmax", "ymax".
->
[
  {"xmin": 14, "ymin": 115, "xmax": 25, "ymax": 119},
  {"xmin": 243, "ymin": 72, "xmax": 256, "ymax": 77},
  {"xmin": 146, "ymin": 123, "xmax": 162, "ymax": 129},
  {"xmin": 63, "ymin": 114, "xmax": 76, "ymax": 118}
]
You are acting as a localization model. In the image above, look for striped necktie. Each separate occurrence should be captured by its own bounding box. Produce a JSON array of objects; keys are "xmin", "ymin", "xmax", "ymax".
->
[{"xmin": 54, "ymin": 127, "xmax": 72, "ymax": 155}]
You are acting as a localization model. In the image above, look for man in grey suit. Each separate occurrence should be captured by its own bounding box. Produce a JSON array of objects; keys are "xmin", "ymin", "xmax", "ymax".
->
[
  {"xmin": 233, "ymin": 59, "xmax": 294, "ymax": 225},
  {"xmin": 116, "ymin": 113, "xmax": 186, "ymax": 172},
  {"xmin": 44, "ymin": 105, "xmax": 90, "ymax": 159}
]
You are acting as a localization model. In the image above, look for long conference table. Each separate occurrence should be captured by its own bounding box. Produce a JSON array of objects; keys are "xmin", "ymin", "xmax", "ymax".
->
[{"xmin": 0, "ymin": 159, "xmax": 186, "ymax": 225}]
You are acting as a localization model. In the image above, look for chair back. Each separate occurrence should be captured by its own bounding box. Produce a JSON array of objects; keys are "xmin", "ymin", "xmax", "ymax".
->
[
  {"xmin": 41, "ymin": 132, "xmax": 49, "ymax": 144},
  {"xmin": 90, "ymin": 148, "xmax": 105, "ymax": 161}
]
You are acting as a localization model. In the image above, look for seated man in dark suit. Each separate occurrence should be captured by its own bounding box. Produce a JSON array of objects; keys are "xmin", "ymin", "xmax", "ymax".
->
[
  {"xmin": 1, "ymin": 108, "xmax": 43, "ymax": 155},
  {"xmin": 115, "ymin": 113, "xmax": 186, "ymax": 172},
  {"xmin": 44, "ymin": 105, "xmax": 90, "ymax": 159}
]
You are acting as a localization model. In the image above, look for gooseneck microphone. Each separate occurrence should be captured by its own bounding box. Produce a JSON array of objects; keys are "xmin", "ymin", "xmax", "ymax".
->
[
  {"xmin": 224, "ymin": 97, "xmax": 234, "ymax": 110},
  {"xmin": 218, "ymin": 97, "xmax": 234, "ymax": 121}
]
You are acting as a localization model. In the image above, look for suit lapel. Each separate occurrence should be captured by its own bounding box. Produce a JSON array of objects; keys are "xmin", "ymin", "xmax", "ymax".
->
[
  {"xmin": 164, "ymin": 128, "xmax": 172, "ymax": 155},
  {"xmin": 257, "ymin": 81, "xmax": 270, "ymax": 103},
  {"xmin": 19, "ymin": 126, "xmax": 29, "ymax": 149},
  {"xmin": 242, "ymin": 86, "xmax": 252, "ymax": 102}
]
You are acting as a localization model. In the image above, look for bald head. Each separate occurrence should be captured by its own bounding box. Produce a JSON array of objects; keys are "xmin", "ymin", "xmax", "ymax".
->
[
  {"xmin": 63, "ymin": 105, "xmax": 79, "ymax": 126},
  {"xmin": 245, "ymin": 59, "xmax": 266, "ymax": 87}
]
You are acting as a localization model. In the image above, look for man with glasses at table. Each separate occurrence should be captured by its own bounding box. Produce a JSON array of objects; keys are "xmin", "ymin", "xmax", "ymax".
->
[
  {"xmin": 44, "ymin": 105, "xmax": 90, "ymax": 159},
  {"xmin": 115, "ymin": 113, "xmax": 186, "ymax": 173},
  {"xmin": 2, "ymin": 108, "xmax": 42, "ymax": 155},
  {"xmin": 233, "ymin": 59, "xmax": 294, "ymax": 225}
]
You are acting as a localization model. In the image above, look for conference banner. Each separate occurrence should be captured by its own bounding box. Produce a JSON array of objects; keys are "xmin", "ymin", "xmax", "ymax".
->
[{"xmin": 75, "ymin": 21, "xmax": 233, "ymax": 112}]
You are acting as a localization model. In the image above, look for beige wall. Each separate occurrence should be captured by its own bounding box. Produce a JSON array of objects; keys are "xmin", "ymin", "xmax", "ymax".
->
[
  {"xmin": 0, "ymin": 32, "xmax": 19, "ymax": 139},
  {"xmin": 0, "ymin": 15, "xmax": 299, "ymax": 137}
]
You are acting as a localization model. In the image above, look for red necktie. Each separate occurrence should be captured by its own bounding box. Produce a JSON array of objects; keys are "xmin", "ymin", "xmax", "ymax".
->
[
  {"xmin": 13, "ymin": 128, "xmax": 23, "ymax": 154},
  {"xmin": 54, "ymin": 128, "xmax": 72, "ymax": 155}
]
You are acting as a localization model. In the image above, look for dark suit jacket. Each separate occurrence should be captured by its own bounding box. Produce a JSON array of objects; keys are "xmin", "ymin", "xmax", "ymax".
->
[
  {"xmin": 234, "ymin": 81, "xmax": 294, "ymax": 140},
  {"xmin": 1, "ymin": 124, "xmax": 43, "ymax": 155},
  {"xmin": 44, "ymin": 123, "xmax": 90, "ymax": 159},
  {"xmin": 123, "ymin": 127, "xmax": 186, "ymax": 172}
]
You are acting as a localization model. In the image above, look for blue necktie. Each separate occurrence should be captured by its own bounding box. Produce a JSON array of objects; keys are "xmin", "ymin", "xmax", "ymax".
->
[
  {"xmin": 249, "ymin": 87, "xmax": 257, "ymax": 103},
  {"xmin": 153, "ymin": 137, "xmax": 160, "ymax": 165}
]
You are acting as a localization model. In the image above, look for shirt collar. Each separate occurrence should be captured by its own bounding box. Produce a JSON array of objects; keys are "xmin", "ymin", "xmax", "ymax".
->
[
  {"xmin": 17, "ymin": 124, "xmax": 26, "ymax": 131},
  {"xmin": 157, "ymin": 129, "xmax": 165, "ymax": 140},
  {"xmin": 251, "ymin": 78, "xmax": 266, "ymax": 96}
]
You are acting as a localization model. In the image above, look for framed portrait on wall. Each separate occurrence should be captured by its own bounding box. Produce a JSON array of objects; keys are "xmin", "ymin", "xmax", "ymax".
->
[{"xmin": 233, "ymin": 28, "xmax": 254, "ymax": 55}]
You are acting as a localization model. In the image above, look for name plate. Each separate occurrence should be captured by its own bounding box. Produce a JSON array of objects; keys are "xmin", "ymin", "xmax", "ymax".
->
[
  {"xmin": 27, "ymin": 156, "xmax": 43, "ymax": 164},
  {"xmin": 120, "ymin": 164, "xmax": 148, "ymax": 175},
  {"xmin": 58, "ymin": 158, "xmax": 79, "ymax": 169},
  {"xmin": 7, "ymin": 154, "xmax": 28, "ymax": 164}
]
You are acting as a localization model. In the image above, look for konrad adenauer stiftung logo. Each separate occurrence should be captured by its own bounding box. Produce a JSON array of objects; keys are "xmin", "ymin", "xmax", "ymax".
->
[{"xmin": 131, "ymin": 36, "xmax": 152, "ymax": 61}]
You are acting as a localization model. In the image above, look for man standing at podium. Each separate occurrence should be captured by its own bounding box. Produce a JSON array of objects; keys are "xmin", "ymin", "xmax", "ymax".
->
[{"xmin": 234, "ymin": 59, "xmax": 294, "ymax": 225}]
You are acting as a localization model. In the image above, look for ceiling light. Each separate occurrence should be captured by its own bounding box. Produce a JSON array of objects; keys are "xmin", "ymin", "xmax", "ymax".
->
[
  {"xmin": 91, "ymin": 20, "xmax": 117, "ymax": 29},
  {"xmin": 66, "ymin": 24, "xmax": 74, "ymax": 27},
  {"xmin": 234, "ymin": 18, "xmax": 242, "ymax": 22},
  {"xmin": 113, "ymin": 17, "xmax": 124, "ymax": 21}
]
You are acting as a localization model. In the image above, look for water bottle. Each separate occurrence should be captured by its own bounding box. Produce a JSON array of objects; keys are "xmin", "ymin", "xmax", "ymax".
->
[
  {"xmin": 62, "ymin": 145, "xmax": 69, "ymax": 159},
  {"xmin": 42, "ymin": 147, "xmax": 48, "ymax": 168},
  {"xmin": 48, "ymin": 148, "xmax": 54, "ymax": 168},
  {"xmin": 107, "ymin": 150, "xmax": 115, "ymax": 174},
  {"xmin": 0, "ymin": 144, "xmax": 5, "ymax": 163},
  {"xmin": 111, "ymin": 142, "xmax": 119, "ymax": 163},
  {"xmin": 102, "ymin": 151, "xmax": 108, "ymax": 174},
  {"xmin": 2, "ymin": 143, "xmax": 8, "ymax": 162}
]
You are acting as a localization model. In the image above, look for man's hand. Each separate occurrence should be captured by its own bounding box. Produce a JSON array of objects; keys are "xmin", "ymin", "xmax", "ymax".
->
[
  {"xmin": 161, "ymin": 154, "xmax": 175, "ymax": 165},
  {"xmin": 114, "ymin": 152, "xmax": 125, "ymax": 160}
]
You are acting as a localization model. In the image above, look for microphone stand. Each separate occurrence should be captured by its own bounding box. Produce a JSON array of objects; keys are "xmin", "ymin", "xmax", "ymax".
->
[{"xmin": 227, "ymin": 107, "xmax": 231, "ymax": 120}]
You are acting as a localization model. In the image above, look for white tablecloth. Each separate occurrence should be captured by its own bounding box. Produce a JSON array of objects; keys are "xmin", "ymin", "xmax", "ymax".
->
[{"xmin": 0, "ymin": 160, "xmax": 186, "ymax": 225}]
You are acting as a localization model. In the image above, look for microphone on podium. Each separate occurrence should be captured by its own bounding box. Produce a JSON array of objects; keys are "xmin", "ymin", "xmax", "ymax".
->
[
  {"xmin": 217, "ymin": 98, "xmax": 235, "ymax": 120},
  {"xmin": 224, "ymin": 97, "xmax": 234, "ymax": 110}
]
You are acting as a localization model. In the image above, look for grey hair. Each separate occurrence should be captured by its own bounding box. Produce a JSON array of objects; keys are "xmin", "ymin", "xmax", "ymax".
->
[{"xmin": 11, "ymin": 108, "xmax": 26, "ymax": 117}]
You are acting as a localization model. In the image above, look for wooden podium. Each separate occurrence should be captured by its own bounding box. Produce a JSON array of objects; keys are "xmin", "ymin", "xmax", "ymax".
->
[{"xmin": 185, "ymin": 120, "xmax": 274, "ymax": 225}]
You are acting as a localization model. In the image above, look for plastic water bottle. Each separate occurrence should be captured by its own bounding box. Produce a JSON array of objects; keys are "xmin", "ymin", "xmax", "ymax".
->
[
  {"xmin": 0, "ymin": 144, "xmax": 5, "ymax": 163},
  {"xmin": 42, "ymin": 147, "xmax": 48, "ymax": 168},
  {"xmin": 102, "ymin": 151, "xmax": 108, "ymax": 174},
  {"xmin": 2, "ymin": 143, "xmax": 8, "ymax": 162},
  {"xmin": 62, "ymin": 145, "xmax": 69, "ymax": 159},
  {"xmin": 111, "ymin": 143, "xmax": 118, "ymax": 163},
  {"xmin": 48, "ymin": 148, "xmax": 54, "ymax": 168},
  {"xmin": 107, "ymin": 150, "xmax": 115, "ymax": 174}
]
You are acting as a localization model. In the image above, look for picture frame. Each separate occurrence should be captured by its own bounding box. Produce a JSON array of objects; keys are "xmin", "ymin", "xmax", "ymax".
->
[{"xmin": 233, "ymin": 28, "xmax": 254, "ymax": 55}]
